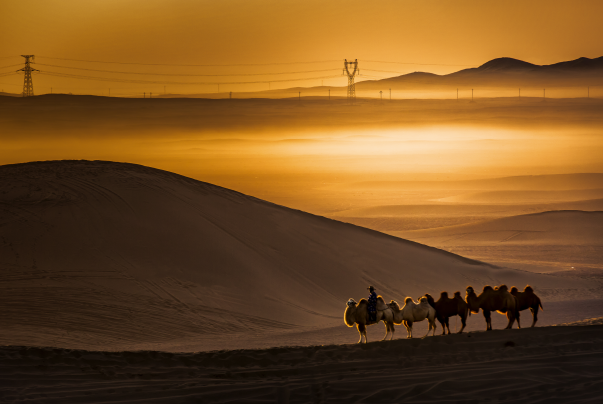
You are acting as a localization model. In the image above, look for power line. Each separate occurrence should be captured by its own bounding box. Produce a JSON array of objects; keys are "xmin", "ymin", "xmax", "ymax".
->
[
  {"xmin": 39, "ymin": 70, "xmax": 343, "ymax": 85},
  {"xmin": 35, "ymin": 63, "xmax": 338, "ymax": 77},
  {"xmin": 38, "ymin": 56, "xmax": 341, "ymax": 67},
  {"xmin": 362, "ymin": 60, "xmax": 473, "ymax": 67},
  {"xmin": 0, "ymin": 63, "xmax": 23, "ymax": 70},
  {"xmin": 363, "ymin": 68, "xmax": 411, "ymax": 75}
]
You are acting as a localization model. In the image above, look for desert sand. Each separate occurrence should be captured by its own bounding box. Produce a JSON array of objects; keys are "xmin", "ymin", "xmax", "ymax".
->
[
  {"xmin": 1, "ymin": 324, "xmax": 602, "ymax": 403},
  {"xmin": 390, "ymin": 211, "xmax": 603, "ymax": 276},
  {"xmin": 1, "ymin": 96, "xmax": 602, "ymax": 402},
  {"xmin": 1, "ymin": 160, "xmax": 601, "ymax": 351}
]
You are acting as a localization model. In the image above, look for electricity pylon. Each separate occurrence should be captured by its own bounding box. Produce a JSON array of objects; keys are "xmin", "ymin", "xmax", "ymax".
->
[
  {"xmin": 343, "ymin": 59, "xmax": 359, "ymax": 103},
  {"xmin": 18, "ymin": 55, "xmax": 38, "ymax": 97}
]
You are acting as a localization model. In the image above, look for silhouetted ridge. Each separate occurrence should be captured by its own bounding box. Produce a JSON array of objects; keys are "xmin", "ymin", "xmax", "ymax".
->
[
  {"xmin": 544, "ymin": 56, "xmax": 603, "ymax": 71},
  {"xmin": 476, "ymin": 57, "xmax": 537, "ymax": 72}
]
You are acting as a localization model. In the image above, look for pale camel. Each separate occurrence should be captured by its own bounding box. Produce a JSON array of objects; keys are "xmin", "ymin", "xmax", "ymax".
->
[
  {"xmin": 465, "ymin": 285, "xmax": 518, "ymax": 330},
  {"xmin": 388, "ymin": 297, "xmax": 437, "ymax": 339},
  {"xmin": 424, "ymin": 291, "xmax": 470, "ymax": 334},
  {"xmin": 510, "ymin": 285, "xmax": 543, "ymax": 328},
  {"xmin": 344, "ymin": 296, "xmax": 395, "ymax": 343}
]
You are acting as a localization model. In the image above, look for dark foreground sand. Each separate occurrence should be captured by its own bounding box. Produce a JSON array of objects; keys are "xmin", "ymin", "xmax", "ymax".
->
[{"xmin": 1, "ymin": 325, "xmax": 602, "ymax": 404}]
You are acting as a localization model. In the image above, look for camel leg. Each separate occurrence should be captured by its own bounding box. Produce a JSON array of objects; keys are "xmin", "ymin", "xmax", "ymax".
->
[
  {"xmin": 458, "ymin": 315, "xmax": 466, "ymax": 334},
  {"xmin": 516, "ymin": 311, "xmax": 521, "ymax": 329},
  {"xmin": 440, "ymin": 318, "xmax": 446, "ymax": 335},
  {"xmin": 422, "ymin": 320, "xmax": 430, "ymax": 338},
  {"xmin": 390, "ymin": 323, "xmax": 395, "ymax": 340},
  {"xmin": 382, "ymin": 322, "xmax": 389, "ymax": 341},
  {"xmin": 445, "ymin": 318, "xmax": 451, "ymax": 335},
  {"xmin": 424, "ymin": 319, "xmax": 435, "ymax": 338},
  {"xmin": 505, "ymin": 310, "xmax": 516, "ymax": 329},
  {"xmin": 530, "ymin": 306, "xmax": 539, "ymax": 327},
  {"xmin": 483, "ymin": 310, "xmax": 492, "ymax": 331},
  {"xmin": 404, "ymin": 320, "xmax": 413, "ymax": 338},
  {"xmin": 357, "ymin": 323, "xmax": 365, "ymax": 344}
]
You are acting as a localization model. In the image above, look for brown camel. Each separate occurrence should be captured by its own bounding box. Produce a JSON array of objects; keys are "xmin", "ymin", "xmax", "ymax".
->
[
  {"xmin": 465, "ymin": 285, "xmax": 518, "ymax": 330},
  {"xmin": 510, "ymin": 285, "xmax": 543, "ymax": 328},
  {"xmin": 424, "ymin": 292, "xmax": 470, "ymax": 334},
  {"xmin": 344, "ymin": 296, "xmax": 395, "ymax": 343}
]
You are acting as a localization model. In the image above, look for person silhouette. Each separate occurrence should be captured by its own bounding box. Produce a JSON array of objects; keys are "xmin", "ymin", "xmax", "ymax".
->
[{"xmin": 367, "ymin": 286, "xmax": 377, "ymax": 323}]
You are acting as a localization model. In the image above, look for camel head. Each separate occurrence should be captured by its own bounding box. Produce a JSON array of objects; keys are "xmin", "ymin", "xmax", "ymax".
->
[
  {"xmin": 344, "ymin": 298, "xmax": 358, "ymax": 327},
  {"xmin": 424, "ymin": 293, "xmax": 436, "ymax": 308},
  {"xmin": 388, "ymin": 300, "xmax": 400, "ymax": 311},
  {"xmin": 465, "ymin": 286, "xmax": 479, "ymax": 313}
]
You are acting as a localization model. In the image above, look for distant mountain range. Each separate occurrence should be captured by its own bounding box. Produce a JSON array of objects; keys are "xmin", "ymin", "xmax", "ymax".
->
[{"xmin": 358, "ymin": 56, "xmax": 603, "ymax": 90}]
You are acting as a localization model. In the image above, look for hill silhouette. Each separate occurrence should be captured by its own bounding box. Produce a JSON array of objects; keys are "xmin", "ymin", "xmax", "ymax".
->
[{"xmin": 358, "ymin": 56, "xmax": 603, "ymax": 90}]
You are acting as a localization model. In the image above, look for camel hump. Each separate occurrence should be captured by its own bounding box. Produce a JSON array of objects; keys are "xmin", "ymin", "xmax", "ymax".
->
[
  {"xmin": 482, "ymin": 285, "xmax": 493, "ymax": 292},
  {"xmin": 510, "ymin": 286, "xmax": 519, "ymax": 295},
  {"xmin": 376, "ymin": 296, "xmax": 389, "ymax": 311},
  {"xmin": 357, "ymin": 298, "xmax": 368, "ymax": 307},
  {"xmin": 404, "ymin": 297, "xmax": 413, "ymax": 304},
  {"xmin": 440, "ymin": 291, "xmax": 449, "ymax": 299},
  {"xmin": 524, "ymin": 285, "xmax": 534, "ymax": 293},
  {"xmin": 498, "ymin": 284, "xmax": 508, "ymax": 292},
  {"xmin": 453, "ymin": 291, "xmax": 461, "ymax": 298}
]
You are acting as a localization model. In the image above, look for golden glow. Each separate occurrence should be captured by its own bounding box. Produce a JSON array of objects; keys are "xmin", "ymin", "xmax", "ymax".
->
[{"xmin": 1, "ymin": 1, "xmax": 602, "ymax": 94}]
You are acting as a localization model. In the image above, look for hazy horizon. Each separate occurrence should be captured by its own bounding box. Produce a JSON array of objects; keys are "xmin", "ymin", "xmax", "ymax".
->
[{"xmin": 2, "ymin": 0, "xmax": 603, "ymax": 95}]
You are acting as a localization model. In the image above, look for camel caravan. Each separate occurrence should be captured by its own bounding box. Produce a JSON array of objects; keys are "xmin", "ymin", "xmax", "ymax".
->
[{"xmin": 344, "ymin": 285, "xmax": 543, "ymax": 343}]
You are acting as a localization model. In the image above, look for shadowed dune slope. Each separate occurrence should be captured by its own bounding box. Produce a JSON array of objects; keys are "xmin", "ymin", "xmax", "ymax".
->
[
  {"xmin": 1, "ymin": 325, "xmax": 602, "ymax": 404},
  {"xmin": 0, "ymin": 161, "xmax": 593, "ymax": 350}
]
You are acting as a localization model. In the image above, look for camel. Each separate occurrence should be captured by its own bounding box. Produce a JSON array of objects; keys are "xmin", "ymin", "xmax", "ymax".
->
[
  {"xmin": 344, "ymin": 296, "xmax": 395, "ymax": 343},
  {"xmin": 388, "ymin": 297, "xmax": 437, "ymax": 338},
  {"xmin": 424, "ymin": 292, "xmax": 470, "ymax": 334},
  {"xmin": 465, "ymin": 285, "xmax": 518, "ymax": 330},
  {"xmin": 510, "ymin": 285, "xmax": 543, "ymax": 328}
]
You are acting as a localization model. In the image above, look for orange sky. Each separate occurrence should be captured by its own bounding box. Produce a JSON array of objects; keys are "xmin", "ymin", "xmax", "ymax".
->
[{"xmin": 1, "ymin": 0, "xmax": 602, "ymax": 94}]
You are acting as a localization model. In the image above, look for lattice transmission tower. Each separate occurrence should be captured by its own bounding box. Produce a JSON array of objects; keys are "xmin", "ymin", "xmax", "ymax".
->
[
  {"xmin": 343, "ymin": 59, "xmax": 359, "ymax": 103},
  {"xmin": 17, "ymin": 55, "xmax": 38, "ymax": 97}
]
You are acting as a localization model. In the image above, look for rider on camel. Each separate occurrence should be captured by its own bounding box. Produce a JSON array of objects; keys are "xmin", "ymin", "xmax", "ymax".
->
[{"xmin": 367, "ymin": 286, "xmax": 377, "ymax": 323}]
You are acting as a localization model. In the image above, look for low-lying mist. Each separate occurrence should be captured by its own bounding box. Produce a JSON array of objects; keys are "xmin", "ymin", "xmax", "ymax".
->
[{"xmin": 1, "ymin": 95, "xmax": 602, "ymax": 214}]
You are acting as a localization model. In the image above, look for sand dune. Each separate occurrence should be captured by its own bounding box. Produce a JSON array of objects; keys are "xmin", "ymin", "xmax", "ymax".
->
[
  {"xmin": 391, "ymin": 210, "xmax": 603, "ymax": 246},
  {"xmin": 1, "ymin": 325, "xmax": 602, "ymax": 403},
  {"xmin": 329, "ymin": 198, "xmax": 603, "ymax": 233},
  {"xmin": 0, "ymin": 160, "xmax": 595, "ymax": 351},
  {"xmin": 438, "ymin": 189, "xmax": 603, "ymax": 204},
  {"xmin": 390, "ymin": 211, "xmax": 603, "ymax": 274}
]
